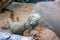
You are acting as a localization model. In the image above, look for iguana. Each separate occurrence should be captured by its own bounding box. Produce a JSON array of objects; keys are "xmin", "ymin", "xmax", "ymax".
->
[
  {"xmin": 7, "ymin": 13, "xmax": 40, "ymax": 35},
  {"xmin": 0, "ymin": 0, "xmax": 13, "ymax": 13}
]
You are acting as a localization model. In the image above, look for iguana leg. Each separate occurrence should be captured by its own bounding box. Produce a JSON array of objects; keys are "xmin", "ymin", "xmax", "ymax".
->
[{"xmin": 23, "ymin": 29, "xmax": 34, "ymax": 38}]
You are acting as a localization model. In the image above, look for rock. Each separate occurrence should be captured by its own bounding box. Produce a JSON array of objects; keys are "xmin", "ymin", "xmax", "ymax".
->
[
  {"xmin": 55, "ymin": 0, "xmax": 60, "ymax": 2},
  {"xmin": 6, "ymin": 2, "xmax": 21, "ymax": 9},
  {"xmin": 31, "ymin": 1, "xmax": 60, "ymax": 37},
  {"xmin": 2, "ymin": 20, "xmax": 9, "ymax": 29},
  {"xmin": 35, "ymin": 28, "xmax": 60, "ymax": 40},
  {"xmin": 0, "ymin": 32, "xmax": 11, "ymax": 40},
  {"xmin": 23, "ymin": 26, "xmax": 60, "ymax": 40},
  {"xmin": 9, "ymin": 35, "xmax": 34, "ymax": 40},
  {"xmin": 0, "ymin": 32, "xmax": 34, "ymax": 40},
  {"xmin": 0, "ymin": 0, "xmax": 13, "ymax": 13}
]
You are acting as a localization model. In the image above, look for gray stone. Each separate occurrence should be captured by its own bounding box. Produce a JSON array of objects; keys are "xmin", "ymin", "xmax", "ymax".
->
[{"xmin": 31, "ymin": 2, "xmax": 60, "ymax": 37}]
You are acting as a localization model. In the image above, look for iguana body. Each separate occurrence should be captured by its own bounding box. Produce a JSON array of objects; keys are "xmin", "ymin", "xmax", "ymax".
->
[{"xmin": 8, "ymin": 13, "xmax": 40, "ymax": 34}]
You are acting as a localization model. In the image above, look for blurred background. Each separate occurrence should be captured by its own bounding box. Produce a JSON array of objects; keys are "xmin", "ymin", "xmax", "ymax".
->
[{"xmin": 13, "ymin": 0, "xmax": 54, "ymax": 3}]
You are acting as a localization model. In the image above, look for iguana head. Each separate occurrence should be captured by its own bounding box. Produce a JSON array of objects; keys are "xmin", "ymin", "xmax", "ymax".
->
[{"xmin": 28, "ymin": 13, "xmax": 40, "ymax": 26}]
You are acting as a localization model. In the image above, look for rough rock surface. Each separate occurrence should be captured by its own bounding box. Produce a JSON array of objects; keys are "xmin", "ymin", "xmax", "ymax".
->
[
  {"xmin": 31, "ymin": 1, "xmax": 60, "ymax": 37},
  {"xmin": 36, "ymin": 28, "xmax": 60, "ymax": 40},
  {"xmin": 23, "ymin": 26, "xmax": 60, "ymax": 40},
  {"xmin": 0, "ymin": 0, "xmax": 13, "ymax": 12}
]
